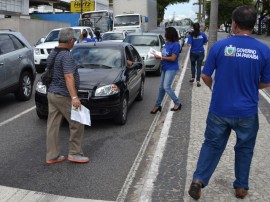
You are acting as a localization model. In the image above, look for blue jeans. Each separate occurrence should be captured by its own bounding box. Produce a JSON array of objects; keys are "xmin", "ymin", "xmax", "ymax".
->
[
  {"xmin": 193, "ymin": 112, "xmax": 259, "ymax": 189},
  {"xmin": 155, "ymin": 70, "xmax": 180, "ymax": 107},
  {"xmin": 190, "ymin": 52, "xmax": 205, "ymax": 81}
]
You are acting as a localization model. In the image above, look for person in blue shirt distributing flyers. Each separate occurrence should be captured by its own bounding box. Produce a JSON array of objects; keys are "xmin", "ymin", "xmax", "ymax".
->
[
  {"xmin": 188, "ymin": 5, "xmax": 270, "ymax": 200},
  {"xmin": 187, "ymin": 22, "xmax": 208, "ymax": 87},
  {"xmin": 76, "ymin": 29, "xmax": 92, "ymax": 43},
  {"xmin": 150, "ymin": 26, "xmax": 181, "ymax": 114}
]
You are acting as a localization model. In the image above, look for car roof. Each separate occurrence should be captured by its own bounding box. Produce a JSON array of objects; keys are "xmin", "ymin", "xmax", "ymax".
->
[
  {"xmin": 126, "ymin": 32, "xmax": 161, "ymax": 36},
  {"xmin": 103, "ymin": 31, "xmax": 126, "ymax": 34},
  {"xmin": 73, "ymin": 41, "xmax": 130, "ymax": 48},
  {"xmin": 51, "ymin": 26, "xmax": 93, "ymax": 31}
]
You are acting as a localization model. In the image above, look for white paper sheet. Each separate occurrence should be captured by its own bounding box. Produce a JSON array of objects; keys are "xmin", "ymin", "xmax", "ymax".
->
[
  {"xmin": 71, "ymin": 104, "xmax": 91, "ymax": 126},
  {"xmin": 147, "ymin": 48, "xmax": 162, "ymax": 58}
]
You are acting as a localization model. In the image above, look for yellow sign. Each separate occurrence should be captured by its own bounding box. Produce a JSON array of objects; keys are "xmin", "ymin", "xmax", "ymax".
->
[{"xmin": 70, "ymin": 0, "xmax": 95, "ymax": 13}]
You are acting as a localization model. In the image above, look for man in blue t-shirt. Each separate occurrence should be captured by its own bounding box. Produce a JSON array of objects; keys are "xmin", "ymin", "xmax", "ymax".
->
[{"xmin": 188, "ymin": 6, "xmax": 270, "ymax": 200}]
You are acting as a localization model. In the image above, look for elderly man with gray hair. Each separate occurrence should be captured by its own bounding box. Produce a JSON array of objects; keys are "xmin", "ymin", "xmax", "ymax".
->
[{"xmin": 45, "ymin": 28, "xmax": 89, "ymax": 165}]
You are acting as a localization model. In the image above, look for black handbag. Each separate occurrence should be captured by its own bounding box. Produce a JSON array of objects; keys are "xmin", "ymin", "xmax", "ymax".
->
[{"xmin": 41, "ymin": 49, "xmax": 61, "ymax": 88}]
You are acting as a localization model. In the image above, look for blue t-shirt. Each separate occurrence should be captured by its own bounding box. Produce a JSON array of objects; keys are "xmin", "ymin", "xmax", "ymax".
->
[
  {"xmin": 203, "ymin": 35, "xmax": 270, "ymax": 118},
  {"xmin": 161, "ymin": 41, "xmax": 180, "ymax": 71},
  {"xmin": 76, "ymin": 37, "xmax": 92, "ymax": 43},
  {"xmin": 187, "ymin": 32, "xmax": 208, "ymax": 53},
  {"xmin": 47, "ymin": 48, "xmax": 80, "ymax": 97}
]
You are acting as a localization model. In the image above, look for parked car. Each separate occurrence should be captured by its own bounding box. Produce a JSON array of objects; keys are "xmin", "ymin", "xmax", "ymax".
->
[
  {"xmin": 34, "ymin": 26, "xmax": 95, "ymax": 73},
  {"xmin": 102, "ymin": 31, "xmax": 128, "ymax": 42},
  {"xmin": 35, "ymin": 42, "xmax": 145, "ymax": 125},
  {"xmin": 123, "ymin": 33, "xmax": 165, "ymax": 76},
  {"xmin": 0, "ymin": 29, "xmax": 36, "ymax": 101}
]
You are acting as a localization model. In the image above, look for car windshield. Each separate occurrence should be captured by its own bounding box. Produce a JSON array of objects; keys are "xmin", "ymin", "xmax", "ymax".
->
[
  {"xmin": 45, "ymin": 29, "xmax": 81, "ymax": 42},
  {"xmin": 124, "ymin": 35, "xmax": 159, "ymax": 46},
  {"xmin": 103, "ymin": 33, "xmax": 123, "ymax": 41},
  {"xmin": 72, "ymin": 47, "xmax": 123, "ymax": 69}
]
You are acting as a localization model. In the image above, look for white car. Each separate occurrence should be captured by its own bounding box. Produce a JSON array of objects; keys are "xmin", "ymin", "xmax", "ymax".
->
[
  {"xmin": 34, "ymin": 26, "xmax": 95, "ymax": 73},
  {"xmin": 102, "ymin": 31, "xmax": 128, "ymax": 42},
  {"xmin": 123, "ymin": 33, "xmax": 165, "ymax": 76}
]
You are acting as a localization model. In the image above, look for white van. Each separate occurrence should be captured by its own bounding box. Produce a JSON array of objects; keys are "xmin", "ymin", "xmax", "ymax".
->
[
  {"xmin": 113, "ymin": 13, "xmax": 148, "ymax": 33},
  {"xmin": 34, "ymin": 26, "xmax": 94, "ymax": 73}
]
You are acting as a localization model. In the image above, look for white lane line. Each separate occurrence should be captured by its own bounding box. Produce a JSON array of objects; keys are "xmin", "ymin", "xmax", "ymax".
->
[
  {"xmin": 260, "ymin": 89, "xmax": 270, "ymax": 103},
  {"xmin": 0, "ymin": 106, "xmax": 36, "ymax": 127},
  {"xmin": 138, "ymin": 50, "xmax": 190, "ymax": 202}
]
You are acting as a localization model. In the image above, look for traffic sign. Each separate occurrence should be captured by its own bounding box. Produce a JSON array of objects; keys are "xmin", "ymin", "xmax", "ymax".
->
[{"xmin": 70, "ymin": 0, "xmax": 94, "ymax": 12}]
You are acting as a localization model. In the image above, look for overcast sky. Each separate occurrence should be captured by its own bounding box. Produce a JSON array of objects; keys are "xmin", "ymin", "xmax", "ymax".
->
[{"xmin": 164, "ymin": 0, "xmax": 198, "ymax": 21}]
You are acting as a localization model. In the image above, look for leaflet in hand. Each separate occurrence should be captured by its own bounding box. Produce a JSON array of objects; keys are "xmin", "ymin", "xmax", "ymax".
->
[
  {"xmin": 148, "ymin": 48, "xmax": 162, "ymax": 58},
  {"xmin": 71, "ymin": 104, "xmax": 91, "ymax": 126}
]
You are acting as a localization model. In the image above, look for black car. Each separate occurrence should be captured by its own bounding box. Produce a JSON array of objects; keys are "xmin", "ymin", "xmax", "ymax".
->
[{"xmin": 35, "ymin": 42, "xmax": 145, "ymax": 125}]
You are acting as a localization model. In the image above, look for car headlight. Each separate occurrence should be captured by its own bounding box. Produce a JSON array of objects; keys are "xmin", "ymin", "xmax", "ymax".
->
[
  {"xmin": 34, "ymin": 48, "xmax": 41, "ymax": 55},
  {"xmin": 36, "ymin": 81, "xmax": 47, "ymax": 94},
  {"xmin": 95, "ymin": 84, "xmax": 120, "ymax": 96}
]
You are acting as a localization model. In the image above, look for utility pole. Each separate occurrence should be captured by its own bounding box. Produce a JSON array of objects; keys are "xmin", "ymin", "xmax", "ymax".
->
[
  {"xmin": 81, "ymin": 0, "xmax": 83, "ymax": 15},
  {"xmin": 208, "ymin": 0, "xmax": 219, "ymax": 51}
]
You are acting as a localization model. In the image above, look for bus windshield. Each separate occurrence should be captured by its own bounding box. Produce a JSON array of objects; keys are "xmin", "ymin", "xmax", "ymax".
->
[{"xmin": 80, "ymin": 11, "xmax": 112, "ymax": 33}]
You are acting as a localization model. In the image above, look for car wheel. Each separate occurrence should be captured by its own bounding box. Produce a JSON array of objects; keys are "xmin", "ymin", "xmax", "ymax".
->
[
  {"xmin": 15, "ymin": 71, "xmax": 33, "ymax": 101},
  {"xmin": 155, "ymin": 63, "xmax": 162, "ymax": 76},
  {"xmin": 136, "ymin": 79, "xmax": 144, "ymax": 101},
  {"xmin": 36, "ymin": 109, "xmax": 48, "ymax": 119},
  {"xmin": 113, "ymin": 95, "xmax": 128, "ymax": 125}
]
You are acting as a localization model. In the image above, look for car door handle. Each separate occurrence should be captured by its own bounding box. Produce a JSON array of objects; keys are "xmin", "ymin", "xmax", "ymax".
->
[
  {"xmin": 0, "ymin": 63, "xmax": 3, "ymax": 65},
  {"xmin": 18, "ymin": 55, "xmax": 23, "ymax": 59}
]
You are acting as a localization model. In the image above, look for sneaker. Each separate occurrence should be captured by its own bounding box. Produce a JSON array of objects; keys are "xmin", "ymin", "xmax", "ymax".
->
[
  {"xmin": 46, "ymin": 155, "xmax": 65, "ymax": 165},
  {"xmin": 235, "ymin": 188, "xmax": 248, "ymax": 199},
  {"xmin": 189, "ymin": 78, "xmax": 195, "ymax": 83},
  {"xmin": 197, "ymin": 82, "xmax": 201, "ymax": 87},
  {"xmin": 68, "ymin": 154, "xmax": 89, "ymax": 163}
]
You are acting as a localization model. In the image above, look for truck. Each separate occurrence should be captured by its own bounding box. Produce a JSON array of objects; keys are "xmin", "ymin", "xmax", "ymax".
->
[{"xmin": 112, "ymin": 0, "xmax": 157, "ymax": 33}]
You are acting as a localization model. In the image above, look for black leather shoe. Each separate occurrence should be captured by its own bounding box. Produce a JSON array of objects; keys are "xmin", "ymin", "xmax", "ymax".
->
[
  {"xmin": 150, "ymin": 106, "xmax": 162, "ymax": 114},
  {"xmin": 189, "ymin": 78, "xmax": 195, "ymax": 83},
  {"xmin": 170, "ymin": 104, "xmax": 182, "ymax": 111},
  {"xmin": 235, "ymin": 188, "xmax": 248, "ymax": 199},
  {"xmin": 188, "ymin": 180, "xmax": 203, "ymax": 200}
]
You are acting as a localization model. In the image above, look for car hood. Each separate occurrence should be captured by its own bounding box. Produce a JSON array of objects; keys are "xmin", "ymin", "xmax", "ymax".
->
[
  {"xmin": 78, "ymin": 68, "xmax": 123, "ymax": 89},
  {"xmin": 134, "ymin": 46, "xmax": 160, "ymax": 56},
  {"xmin": 35, "ymin": 41, "xmax": 58, "ymax": 49}
]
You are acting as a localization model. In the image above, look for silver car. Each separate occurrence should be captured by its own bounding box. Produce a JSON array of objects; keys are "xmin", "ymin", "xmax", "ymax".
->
[
  {"xmin": 102, "ymin": 31, "xmax": 128, "ymax": 42},
  {"xmin": 0, "ymin": 29, "xmax": 36, "ymax": 101},
  {"xmin": 123, "ymin": 33, "xmax": 165, "ymax": 76}
]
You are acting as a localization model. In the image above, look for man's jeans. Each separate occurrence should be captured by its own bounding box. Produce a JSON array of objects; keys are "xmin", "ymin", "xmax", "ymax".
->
[
  {"xmin": 155, "ymin": 70, "xmax": 180, "ymax": 107},
  {"xmin": 190, "ymin": 52, "xmax": 204, "ymax": 81},
  {"xmin": 193, "ymin": 112, "xmax": 259, "ymax": 189}
]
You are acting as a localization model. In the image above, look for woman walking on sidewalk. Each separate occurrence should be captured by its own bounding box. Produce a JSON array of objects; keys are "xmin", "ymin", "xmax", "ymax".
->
[
  {"xmin": 150, "ymin": 27, "xmax": 181, "ymax": 114},
  {"xmin": 187, "ymin": 22, "xmax": 208, "ymax": 87}
]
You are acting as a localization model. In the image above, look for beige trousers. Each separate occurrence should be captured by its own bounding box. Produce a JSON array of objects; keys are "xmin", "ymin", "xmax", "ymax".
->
[{"xmin": 46, "ymin": 92, "xmax": 85, "ymax": 161}]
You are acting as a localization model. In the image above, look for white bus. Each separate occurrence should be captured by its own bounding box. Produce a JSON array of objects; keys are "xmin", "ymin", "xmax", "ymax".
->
[
  {"xmin": 79, "ymin": 10, "xmax": 113, "ymax": 33},
  {"xmin": 113, "ymin": 13, "xmax": 149, "ymax": 33}
]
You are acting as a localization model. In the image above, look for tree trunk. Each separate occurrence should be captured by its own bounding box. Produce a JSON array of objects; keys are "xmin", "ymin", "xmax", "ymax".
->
[{"xmin": 208, "ymin": 0, "xmax": 219, "ymax": 52}]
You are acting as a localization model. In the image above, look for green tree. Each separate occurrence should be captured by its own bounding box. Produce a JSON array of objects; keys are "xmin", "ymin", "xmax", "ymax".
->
[
  {"xmin": 157, "ymin": 0, "xmax": 190, "ymax": 25},
  {"xmin": 256, "ymin": 0, "xmax": 270, "ymax": 35}
]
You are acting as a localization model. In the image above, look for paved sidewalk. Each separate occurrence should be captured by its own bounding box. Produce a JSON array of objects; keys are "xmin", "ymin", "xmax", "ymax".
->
[{"xmin": 147, "ymin": 34, "xmax": 270, "ymax": 202}]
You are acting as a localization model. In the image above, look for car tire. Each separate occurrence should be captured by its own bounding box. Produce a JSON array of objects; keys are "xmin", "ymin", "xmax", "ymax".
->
[
  {"xmin": 136, "ymin": 79, "xmax": 144, "ymax": 101},
  {"xmin": 36, "ymin": 109, "xmax": 48, "ymax": 119},
  {"xmin": 155, "ymin": 63, "xmax": 162, "ymax": 76},
  {"xmin": 15, "ymin": 71, "xmax": 33, "ymax": 101},
  {"xmin": 113, "ymin": 95, "xmax": 128, "ymax": 125}
]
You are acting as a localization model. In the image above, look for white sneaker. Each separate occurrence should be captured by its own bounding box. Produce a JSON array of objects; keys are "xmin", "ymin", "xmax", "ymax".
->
[{"xmin": 68, "ymin": 154, "xmax": 89, "ymax": 163}]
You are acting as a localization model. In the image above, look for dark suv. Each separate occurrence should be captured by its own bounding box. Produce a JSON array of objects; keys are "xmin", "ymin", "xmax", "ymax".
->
[{"xmin": 0, "ymin": 30, "xmax": 36, "ymax": 101}]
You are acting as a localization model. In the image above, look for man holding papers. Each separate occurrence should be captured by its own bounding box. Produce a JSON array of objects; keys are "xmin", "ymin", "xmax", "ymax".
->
[{"xmin": 46, "ymin": 28, "xmax": 89, "ymax": 165}]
